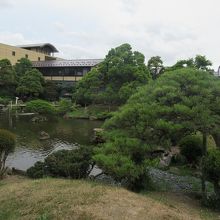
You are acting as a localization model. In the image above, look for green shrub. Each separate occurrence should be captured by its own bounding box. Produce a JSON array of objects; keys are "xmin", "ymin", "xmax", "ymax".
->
[
  {"xmin": 94, "ymin": 135, "xmax": 158, "ymax": 191},
  {"xmin": 43, "ymin": 81, "xmax": 59, "ymax": 101},
  {"xmin": 0, "ymin": 97, "xmax": 10, "ymax": 106},
  {"xmin": 26, "ymin": 161, "xmax": 45, "ymax": 178},
  {"xmin": 26, "ymin": 99, "xmax": 56, "ymax": 115},
  {"xmin": 171, "ymin": 154, "xmax": 187, "ymax": 165},
  {"xmin": 0, "ymin": 129, "xmax": 16, "ymax": 178},
  {"xmin": 202, "ymin": 149, "xmax": 220, "ymax": 209},
  {"xmin": 27, "ymin": 146, "xmax": 93, "ymax": 179},
  {"xmin": 57, "ymin": 99, "xmax": 72, "ymax": 115},
  {"xmin": 179, "ymin": 135, "xmax": 203, "ymax": 164}
]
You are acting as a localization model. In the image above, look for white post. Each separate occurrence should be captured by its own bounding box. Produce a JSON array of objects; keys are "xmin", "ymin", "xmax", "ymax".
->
[{"xmin": 16, "ymin": 97, "xmax": 19, "ymax": 106}]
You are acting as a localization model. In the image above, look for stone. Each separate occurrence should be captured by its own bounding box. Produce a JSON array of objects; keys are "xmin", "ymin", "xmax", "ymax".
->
[
  {"xmin": 31, "ymin": 116, "xmax": 48, "ymax": 123},
  {"xmin": 39, "ymin": 131, "xmax": 50, "ymax": 140},
  {"xmin": 89, "ymin": 116, "xmax": 98, "ymax": 120}
]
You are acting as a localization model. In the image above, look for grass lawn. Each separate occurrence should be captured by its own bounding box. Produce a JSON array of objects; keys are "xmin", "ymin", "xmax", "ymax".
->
[{"xmin": 0, "ymin": 176, "xmax": 219, "ymax": 220}]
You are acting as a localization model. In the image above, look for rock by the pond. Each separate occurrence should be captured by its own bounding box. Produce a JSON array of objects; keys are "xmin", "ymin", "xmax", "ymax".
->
[
  {"xmin": 89, "ymin": 116, "xmax": 98, "ymax": 121},
  {"xmin": 39, "ymin": 131, "xmax": 50, "ymax": 140},
  {"xmin": 31, "ymin": 116, "xmax": 48, "ymax": 123}
]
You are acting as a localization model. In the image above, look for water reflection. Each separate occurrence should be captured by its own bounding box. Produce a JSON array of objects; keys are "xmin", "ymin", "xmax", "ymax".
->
[{"xmin": 0, "ymin": 112, "xmax": 102, "ymax": 170}]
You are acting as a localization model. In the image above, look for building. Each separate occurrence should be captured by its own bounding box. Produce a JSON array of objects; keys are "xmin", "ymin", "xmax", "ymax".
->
[
  {"xmin": 0, "ymin": 42, "xmax": 58, "ymax": 65},
  {"xmin": 32, "ymin": 59, "xmax": 103, "ymax": 82},
  {"xmin": 0, "ymin": 42, "xmax": 103, "ymax": 82}
]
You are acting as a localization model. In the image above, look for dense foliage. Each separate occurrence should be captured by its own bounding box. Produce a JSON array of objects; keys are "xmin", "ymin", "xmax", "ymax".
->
[
  {"xmin": 94, "ymin": 68, "xmax": 220, "ymax": 192},
  {"xmin": 94, "ymin": 134, "xmax": 157, "ymax": 191},
  {"xmin": 73, "ymin": 44, "xmax": 150, "ymax": 106},
  {"xmin": 147, "ymin": 56, "xmax": 164, "ymax": 80},
  {"xmin": 16, "ymin": 69, "xmax": 45, "ymax": 99},
  {"xmin": 179, "ymin": 135, "xmax": 203, "ymax": 165},
  {"xmin": 202, "ymin": 149, "xmax": 220, "ymax": 208},
  {"xmin": 0, "ymin": 59, "xmax": 17, "ymax": 97},
  {"xmin": 0, "ymin": 129, "xmax": 16, "ymax": 178},
  {"xmin": 43, "ymin": 81, "xmax": 60, "ymax": 101},
  {"xmin": 26, "ymin": 99, "xmax": 56, "ymax": 115},
  {"xmin": 27, "ymin": 146, "xmax": 93, "ymax": 179},
  {"xmin": 57, "ymin": 99, "xmax": 72, "ymax": 115},
  {"xmin": 166, "ymin": 55, "xmax": 213, "ymax": 73},
  {"xmin": 0, "ymin": 58, "xmax": 60, "ymax": 101}
]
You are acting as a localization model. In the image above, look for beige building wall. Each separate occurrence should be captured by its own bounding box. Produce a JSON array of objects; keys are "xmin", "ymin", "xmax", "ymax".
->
[
  {"xmin": 0, "ymin": 43, "xmax": 55, "ymax": 65},
  {"xmin": 44, "ymin": 76, "xmax": 83, "ymax": 81}
]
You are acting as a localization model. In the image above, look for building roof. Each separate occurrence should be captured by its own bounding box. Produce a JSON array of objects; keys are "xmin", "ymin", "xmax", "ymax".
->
[
  {"xmin": 32, "ymin": 59, "xmax": 103, "ymax": 68},
  {"xmin": 17, "ymin": 43, "xmax": 59, "ymax": 53}
]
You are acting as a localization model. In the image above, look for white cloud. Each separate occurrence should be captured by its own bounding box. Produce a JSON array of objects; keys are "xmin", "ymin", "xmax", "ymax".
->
[
  {"xmin": 0, "ymin": 32, "xmax": 32, "ymax": 45},
  {"xmin": 0, "ymin": 0, "xmax": 14, "ymax": 8},
  {"xmin": 0, "ymin": 0, "xmax": 220, "ymax": 69}
]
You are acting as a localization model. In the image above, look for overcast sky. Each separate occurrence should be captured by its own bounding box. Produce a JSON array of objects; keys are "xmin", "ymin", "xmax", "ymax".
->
[{"xmin": 0, "ymin": 0, "xmax": 219, "ymax": 69}]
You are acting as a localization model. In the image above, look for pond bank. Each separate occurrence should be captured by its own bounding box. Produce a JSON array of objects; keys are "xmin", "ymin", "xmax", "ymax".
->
[{"xmin": 67, "ymin": 105, "xmax": 118, "ymax": 121}]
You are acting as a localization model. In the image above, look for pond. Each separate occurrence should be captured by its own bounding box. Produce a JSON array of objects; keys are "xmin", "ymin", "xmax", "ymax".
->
[{"xmin": 0, "ymin": 111, "xmax": 103, "ymax": 171}]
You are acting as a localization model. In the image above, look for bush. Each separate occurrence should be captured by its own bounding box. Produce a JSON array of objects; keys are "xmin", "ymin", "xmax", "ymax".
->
[
  {"xmin": 0, "ymin": 129, "xmax": 16, "ymax": 178},
  {"xmin": 171, "ymin": 154, "xmax": 187, "ymax": 165},
  {"xmin": 43, "ymin": 81, "xmax": 59, "ymax": 101},
  {"xmin": 27, "ymin": 146, "xmax": 93, "ymax": 179},
  {"xmin": 179, "ymin": 135, "xmax": 203, "ymax": 164},
  {"xmin": 0, "ymin": 97, "xmax": 10, "ymax": 106},
  {"xmin": 57, "ymin": 99, "xmax": 72, "ymax": 115},
  {"xmin": 93, "ymin": 135, "xmax": 158, "ymax": 191},
  {"xmin": 202, "ymin": 149, "xmax": 220, "ymax": 209},
  {"xmin": 26, "ymin": 99, "xmax": 56, "ymax": 115}
]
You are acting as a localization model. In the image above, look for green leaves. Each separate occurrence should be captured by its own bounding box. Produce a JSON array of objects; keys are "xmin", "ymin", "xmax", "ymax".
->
[
  {"xmin": 93, "ymin": 133, "xmax": 157, "ymax": 190},
  {"xmin": 16, "ymin": 69, "xmax": 45, "ymax": 98},
  {"xmin": 73, "ymin": 43, "xmax": 150, "ymax": 106},
  {"xmin": 94, "ymin": 68, "xmax": 220, "ymax": 191}
]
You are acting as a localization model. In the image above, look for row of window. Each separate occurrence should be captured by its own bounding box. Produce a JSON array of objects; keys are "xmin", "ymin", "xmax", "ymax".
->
[
  {"xmin": 38, "ymin": 67, "xmax": 91, "ymax": 76},
  {"xmin": 12, "ymin": 51, "xmax": 41, "ymax": 61}
]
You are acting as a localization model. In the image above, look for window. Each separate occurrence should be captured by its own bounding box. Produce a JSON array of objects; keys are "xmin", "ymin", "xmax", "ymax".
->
[
  {"xmin": 25, "ymin": 54, "xmax": 28, "ymax": 59},
  {"xmin": 12, "ymin": 51, "xmax": 16, "ymax": 56},
  {"xmin": 38, "ymin": 57, "xmax": 41, "ymax": 61}
]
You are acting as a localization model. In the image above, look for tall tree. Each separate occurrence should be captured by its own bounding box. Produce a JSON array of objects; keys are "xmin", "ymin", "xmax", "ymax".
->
[
  {"xmin": 14, "ymin": 58, "xmax": 33, "ymax": 77},
  {"xmin": 0, "ymin": 59, "xmax": 17, "ymax": 96},
  {"xmin": 167, "ymin": 55, "xmax": 213, "ymax": 73},
  {"xmin": 73, "ymin": 43, "xmax": 150, "ymax": 106},
  {"xmin": 147, "ymin": 56, "xmax": 164, "ymax": 80},
  {"xmin": 194, "ymin": 55, "xmax": 212, "ymax": 71},
  {"xmin": 95, "ymin": 68, "xmax": 220, "ymax": 194},
  {"xmin": 16, "ymin": 69, "xmax": 45, "ymax": 100}
]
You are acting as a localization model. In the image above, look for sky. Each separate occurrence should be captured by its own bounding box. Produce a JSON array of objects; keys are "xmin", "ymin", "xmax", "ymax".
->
[{"xmin": 0, "ymin": 0, "xmax": 220, "ymax": 69}]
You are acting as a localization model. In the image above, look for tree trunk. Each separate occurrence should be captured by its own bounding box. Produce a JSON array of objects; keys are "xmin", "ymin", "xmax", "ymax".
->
[
  {"xmin": 201, "ymin": 133, "xmax": 208, "ymax": 200},
  {"xmin": 0, "ymin": 150, "xmax": 6, "ymax": 178}
]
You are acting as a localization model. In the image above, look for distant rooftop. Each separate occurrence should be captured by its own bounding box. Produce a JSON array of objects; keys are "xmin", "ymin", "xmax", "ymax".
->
[
  {"xmin": 32, "ymin": 59, "xmax": 103, "ymax": 68},
  {"xmin": 17, "ymin": 43, "xmax": 59, "ymax": 53}
]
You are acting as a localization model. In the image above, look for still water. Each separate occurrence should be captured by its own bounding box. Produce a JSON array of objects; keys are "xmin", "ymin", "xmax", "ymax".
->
[{"xmin": 0, "ymin": 112, "xmax": 102, "ymax": 171}]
